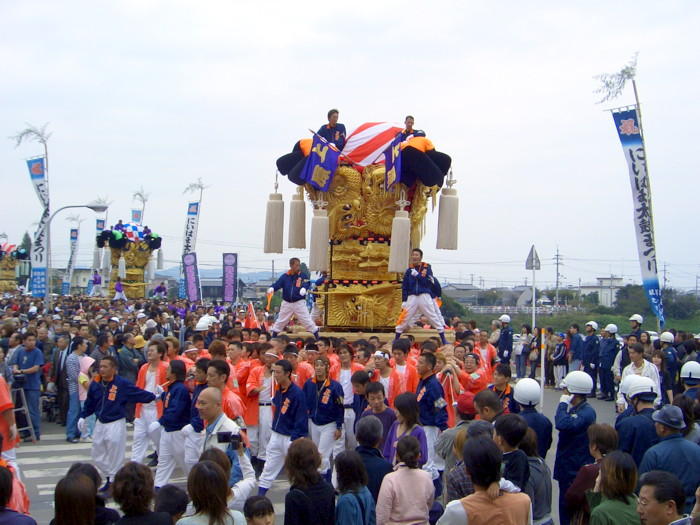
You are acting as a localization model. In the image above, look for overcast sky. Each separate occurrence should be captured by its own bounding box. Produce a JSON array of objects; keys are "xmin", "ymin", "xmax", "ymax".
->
[{"xmin": 2, "ymin": 1, "xmax": 698, "ymax": 292}]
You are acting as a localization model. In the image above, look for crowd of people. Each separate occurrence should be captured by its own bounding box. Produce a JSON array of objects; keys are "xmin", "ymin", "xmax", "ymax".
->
[{"xmin": 0, "ymin": 255, "xmax": 699, "ymax": 524}]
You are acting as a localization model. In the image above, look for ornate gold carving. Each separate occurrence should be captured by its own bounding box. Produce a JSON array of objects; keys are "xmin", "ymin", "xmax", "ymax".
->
[{"xmin": 325, "ymin": 283, "xmax": 402, "ymax": 329}]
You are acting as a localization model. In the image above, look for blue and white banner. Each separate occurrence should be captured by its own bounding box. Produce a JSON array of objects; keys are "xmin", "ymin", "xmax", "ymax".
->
[
  {"xmin": 96, "ymin": 219, "xmax": 105, "ymax": 233},
  {"xmin": 612, "ymin": 108, "xmax": 665, "ymax": 326},
  {"xmin": 27, "ymin": 157, "xmax": 49, "ymax": 297},
  {"xmin": 131, "ymin": 209, "xmax": 143, "ymax": 224},
  {"xmin": 180, "ymin": 202, "xmax": 201, "ymax": 298},
  {"xmin": 62, "ymin": 228, "xmax": 79, "ymax": 296},
  {"xmin": 182, "ymin": 253, "xmax": 202, "ymax": 302}
]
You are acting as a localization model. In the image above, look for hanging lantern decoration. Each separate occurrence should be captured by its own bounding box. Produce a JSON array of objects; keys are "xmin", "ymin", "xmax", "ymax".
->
[
  {"xmin": 156, "ymin": 249, "xmax": 164, "ymax": 270},
  {"xmin": 92, "ymin": 247, "xmax": 101, "ymax": 271},
  {"xmin": 263, "ymin": 173, "xmax": 284, "ymax": 254},
  {"xmin": 102, "ymin": 247, "xmax": 111, "ymax": 271},
  {"xmin": 388, "ymin": 191, "xmax": 412, "ymax": 273},
  {"xmin": 309, "ymin": 198, "xmax": 329, "ymax": 272},
  {"xmin": 436, "ymin": 168, "xmax": 459, "ymax": 250},
  {"xmin": 146, "ymin": 257, "xmax": 155, "ymax": 281},
  {"xmin": 117, "ymin": 254, "xmax": 127, "ymax": 279},
  {"xmin": 288, "ymin": 188, "xmax": 306, "ymax": 249}
]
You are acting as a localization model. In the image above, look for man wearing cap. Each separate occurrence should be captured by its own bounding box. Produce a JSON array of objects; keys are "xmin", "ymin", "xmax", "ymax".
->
[
  {"xmin": 629, "ymin": 314, "xmax": 644, "ymax": 340},
  {"xmin": 108, "ymin": 317, "xmax": 123, "ymax": 336},
  {"xmin": 135, "ymin": 312, "xmax": 148, "ymax": 334},
  {"xmin": 394, "ymin": 248, "xmax": 448, "ymax": 345},
  {"xmin": 659, "ymin": 332, "xmax": 679, "ymax": 391},
  {"xmin": 267, "ymin": 257, "xmax": 319, "ymax": 340},
  {"xmin": 598, "ymin": 324, "xmax": 619, "ymax": 401},
  {"xmin": 513, "ymin": 378, "xmax": 553, "ymax": 459},
  {"xmin": 582, "ymin": 321, "xmax": 600, "ymax": 398},
  {"xmin": 617, "ymin": 376, "xmax": 660, "ymax": 466},
  {"xmin": 639, "ymin": 405, "xmax": 700, "ymax": 513},
  {"xmin": 303, "ymin": 355, "xmax": 344, "ymax": 481},
  {"xmin": 435, "ymin": 391, "xmax": 476, "ymax": 471}
]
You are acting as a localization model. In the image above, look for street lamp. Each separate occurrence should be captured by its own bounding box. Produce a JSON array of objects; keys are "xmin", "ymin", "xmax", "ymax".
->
[{"xmin": 44, "ymin": 203, "xmax": 109, "ymax": 311}]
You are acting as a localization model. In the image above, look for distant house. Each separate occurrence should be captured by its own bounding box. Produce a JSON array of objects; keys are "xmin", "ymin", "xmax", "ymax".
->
[
  {"xmin": 580, "ymin": 276, "xmax": 623, "ymax": 308},
  {"xmin": 442, "ymin": 283, "xmax": 481, "ymax": 305}
]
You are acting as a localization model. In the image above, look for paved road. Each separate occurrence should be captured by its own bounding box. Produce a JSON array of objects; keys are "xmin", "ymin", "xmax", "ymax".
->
[{"xmin": 17, "ymin": 383, "xmax": 619, "ymax": 525}]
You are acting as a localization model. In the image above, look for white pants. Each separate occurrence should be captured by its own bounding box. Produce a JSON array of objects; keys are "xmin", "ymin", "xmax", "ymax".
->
[
  {"xmin": 310, "ymin": 302, "xmax": 322, "ymax": 323},
  {"xmin": 408, "ymin": 298, "xmax": 444, "ymax": 328},
  {"xmin": 131, "ymin": 411, "xmax": 161, "ymax": 464},
  {"xmin": 113, "ymin": 291, "xmax": 127, "ymax": 301},
  {"xmin": 310, "ymin": 421, "xmax": 338, "ymax": 474},
  {"xmin": 332, "ymin": 408, "xmax": 357, "ymax": 460},
  {"xmin": 423, "ymin": 425, "xmax": 444, "ymax": 480},
  {"xmin": 183, "ymin": 426, "xmax": 204, "ymax": 474},
  {"xmin": 93, "ymin": 419, "xmax": 127, "ymax": 479},
  {"xmin": 396, "ymin": 294, "xmax": 445, "ymax": 334},
  {"xmin": 258, "ymin": 431, "xmax": 291, "ymax": 489},
  {"xmin": 271, "ymin": 300, "xmax": 318, "ymax": 335},
  {"xmin": 554, "ymin": 365, "xmax": 567, "ymax": 388},
  {"xmin": 248, "ymin": 405, "xmax": 272, "ymax": 460},
  {"xmin": 154, "ymin": 429, "xmax": 186, "ymax": 487},
  {"xmin": 90, "ymin": 285, "xmax": 103, "ymax": 297}
]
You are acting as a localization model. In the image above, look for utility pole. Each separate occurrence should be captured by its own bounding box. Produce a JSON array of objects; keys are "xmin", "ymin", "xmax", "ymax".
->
[
  {"xmin": 662, "ymin": 262, "xmax": 668, "ymax": 289},
  {"xmin": 470, "ymin": 273, "xmax": 474, "ymax": 285},
  {"xmin": 610, "ymin": 273, "xmax": 614, "ymax": 308},
  {"xmin": 554, "ymin": 246, "xmax": 562, "ymax": 306}
]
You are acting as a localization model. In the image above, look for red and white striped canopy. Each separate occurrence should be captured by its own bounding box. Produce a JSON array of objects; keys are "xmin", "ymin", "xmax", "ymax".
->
[
  {"xmin": 1, "ymin": 243, "xmax": 17, "ymax": 254},
  {"xmin": 341, "ymin": 122, "xmax": 403, "ymax": 167}
]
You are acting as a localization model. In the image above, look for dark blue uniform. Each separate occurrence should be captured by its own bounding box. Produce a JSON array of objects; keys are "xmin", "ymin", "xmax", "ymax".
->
[
  {"xmin": 317, "ymin": 123, "xmax": 346, "ymax": 150},
  {"xmin": 158, "ymin": 380, "xmax": 191, "ymax": 432},
  {"xmin": 303, "ymin": 377, "xmax": 344, "ymax": 429},
  {"xmin": 583, "ymin": 334, "xmax": 600, "ymax": 395},
  {"xmin": 498, "ymin": 325, "xmax": 514, "ymax": 365},
  {"xmin": 80, "ymin": 374, "xmax": 156, "ymax": 422},
  {"xmin": 190, "ymin": 381, "xmax": 207, "ymax": 432},
  {"xmin": 271, "ymin": 271, "xmax": 310, "ymax": 303},
  {"xmin": 520, "ymin": 406, "xmax": 553, "ymax": 459},
  {"xmin": 598, "ymin": 337, "xmax": 619, "ymax": 399},
  {"xmin": 554, "ymin": 399, "xmax": 596, "ymax": 525},
  {"xmin": 401, "ymin": 262, "xmax": 436, "ymax": 301},
  {"xmin": 616, "ymin": 408, "xmax": 659, "ymax": 466},
  {"xmin": 271, "ymin": 382, "xmax": 308, "ymax": 440},
  {"xmin": 416, "ymin": 373, "xmax": 448, "ymax": 430}
]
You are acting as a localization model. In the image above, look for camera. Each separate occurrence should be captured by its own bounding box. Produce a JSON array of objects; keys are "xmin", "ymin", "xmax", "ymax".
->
[{"xmin": 217, "ymin": 431, "xmax": 241, "ymax": 447}]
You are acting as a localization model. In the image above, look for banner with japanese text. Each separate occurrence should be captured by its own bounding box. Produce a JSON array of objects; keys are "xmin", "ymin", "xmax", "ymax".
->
[
  {"xmin": 26, "ymin": 157, "xmax": 49, "ymax": 297},
  {"xmin": 182, "ymin": 252, "xmax": 202, "ymax": 302},
  {"xmin": 179, "ymin": 202, "xmax": 201, "ymax": 298},
  {"xmin": 384, "ymin": 133, "xmax": 403, "ymax": 189},
  {"xmin": 61, "ymin": 228, "xmax": 79, "ymax": 296},
  {"xmin": 612, "ymin": 108, "xmax": 665, "ymax": 326},
  {"xmin": 131, "ymin": 209, "xmax": 143, "ymax": 224},
  {"xmin": 222, "ymin": 253, "xmax": 238, "ymax": 303},
  {"xmin": 301, "ymin": 133, "xmax": 340, "ymax": 191}
]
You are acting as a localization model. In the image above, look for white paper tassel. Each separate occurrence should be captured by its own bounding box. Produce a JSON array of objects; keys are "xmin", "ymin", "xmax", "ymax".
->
[
  {"xmin": 118, "ymin": 255, "xmax": 126, "ymax": 279},
  {"xmin": 147, "ymin": 258, "xmax": 155, "ymax": 281},
  {"xmin": 264, "ymin": 193, "xmax": 284, "ymax": 254},
  {"xmin": 156, "ymin": 249, "xmax": 164, "ymax": 270},
  {"xmin": 436, "ymin": 187, "xmax": 459, "ymax": 250},
  {"xmin": 92, "ymin": 247, "xmax": 100, "ymax": 271},
  {"xmin": 388, "ymin": 210, "xmax": 411, "ymax": 273},
  {"xmin": 309, "ymin": 208, "xmax": 329, "ymax": 272},
  {"xmin": 288, "ymin": 193, "xmax": 306, "ymax": 249},
  {"xmin": 102, "ymin": 247, "xmax": 111, "ymax": 271}
]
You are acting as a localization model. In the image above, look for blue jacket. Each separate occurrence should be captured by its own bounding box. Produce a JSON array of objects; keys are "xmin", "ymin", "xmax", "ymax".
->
[
  {"xmin": 271, "ymin": 382, "xmax": 309, "ymax": 440},
  {"xmin": 190, "ymin": 381, "xmax": 207, "ymax": 432},
  {"xmin": 498, "ymin": 325, "xmax": 514, "ymax": 358},
  {"xmin": 416, "ymin": 373, "xmax": 448, "ymax": 430},
  {"xmin": 569, "ymin": 333, "xmax": 584, "ymax": 361},
  {"xmin": 663, "ymin": 345, "xmax": 679, "ymax": 380},
  {"xmin": 401, "ymin": 262, "xmax": 436, "ymax": 301},
  {"xmin": 272, "ymin": 271, "xmax": 310, "ymax": 303},
  {"xmin": 598, "ymin": 337, "xmax": 619, "ymax": 368},
  {"xmin": 552, "ymin": 343, "xmax": 567, "ymax": 366},
  {"xmin": 639, "ymin": 432, "xmax": 700, "ymax": 513},
  {"xmin": 553, "ymin": 400, "xmax": 596, "ymax": 487},
  {"xmin": 158, "ymin": 380, "xmax": 191, "ymax": 432},
  {"xmin": 520, "ymin": 406, "xmax": 553, "ymax": 459},
  {"xmin": 353, "ymin": 393, "xmax": 369, "ymax": 431},
  {"xmin": 616, "ymin": 408, "xmax": 659, "ymax": 466},
  {"xmin": 583, "ymin": 334, "xmax": 600, "ymax": 367},
  {"xmin": 303, "ymin": 377, "xmax": 344, "ymax": 429},
  {"xmin": 317, "ymin": 123, "xmax": 347, "ymax": 150},
  {"xmin": 355, "ymin": 445, "xmax": 393, "ymax": 503},
  {"xmin": 336, "ymin": 485, "xmax": 376, "ymax": 525},
  {"xmin": 615, "ymin": 404, "xmax": 634, "ymax": 428},
  {"xmin": 80, "ymin": 374, "xmax": 156, "ymax": 423},
  {"xmin": 311, "ymin": 275, "xmax": 327, "ymax": 304}
]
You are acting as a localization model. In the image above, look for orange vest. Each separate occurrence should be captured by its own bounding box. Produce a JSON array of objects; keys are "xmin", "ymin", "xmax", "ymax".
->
[{"xmin": 135, "ymin": 361, "xmax": 168, "ymax": 418}]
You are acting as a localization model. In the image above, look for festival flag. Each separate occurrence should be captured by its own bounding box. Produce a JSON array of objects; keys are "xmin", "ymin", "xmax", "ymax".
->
[
  {"xmin": 301, "ymin": 133, "xmax": 340, "ymax": 191},
  {"xmin": 244, "ymin": 301, "xmax": 260, "ymax": 329},
  {"xmin": 61, "ymin": 228, "xmax": 79, "ymax": 296},
  {"xmin": 182, "ymin": 253, "xmax": 202, "ymax": 302},
  {"xmin": 612, "ymin": 108, "xmax": 665, "ymax": 327},
  {"xmin": 222, "ymin": 253, "xmax": 238, "ymax": 303},
  {"xmin": 131, "ymin": 209, "xmax": 143, "ymax": 224},
  {"xmin": 384, "ymin": 132, "xmax": 403, "ymax": 189},
  {"xmin": 180, "ymin": 201, "xmax": 201, "ymax": 298},
  {"xmin": 96, "ymin": 219, "xmax": 105, "ymax": 233},
  {"xmin": 26, "ymin": 156, "xmax": 49, "ymax": 297}
]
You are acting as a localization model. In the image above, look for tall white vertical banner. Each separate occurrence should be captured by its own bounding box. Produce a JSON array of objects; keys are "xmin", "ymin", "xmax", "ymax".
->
[
  {"xmin": 27, "ymin": 157, "xmax": 49, "ymax": 297},
  {"xmin": 612, "ymin": 108, "xmax": 665, "ymax": 326},
  {"xmin": 179, "ymin": 201, "xmax": 200, "ymax": 298},
  {"xmin": 61, "ymin": 228, "xmax": 79, "ymax": 296}
]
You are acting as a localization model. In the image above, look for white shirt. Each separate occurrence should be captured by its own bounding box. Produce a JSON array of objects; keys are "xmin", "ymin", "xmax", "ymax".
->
[
  {"xmin": 259, "ymin": 375, "xmax": 273, "ymax": 404},
  {"xmin": 338, "ymin": 369, "xmax": 353, "ymax": 403}
]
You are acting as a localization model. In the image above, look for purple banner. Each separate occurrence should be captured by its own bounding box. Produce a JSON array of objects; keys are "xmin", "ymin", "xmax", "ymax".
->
[
  {"xmin": 182, "ymin": 252, "xmax": 201, "ymax": 302},
  {"xmin": 222, "ymin": 253, "xmax": 238, "ymax": 303}
]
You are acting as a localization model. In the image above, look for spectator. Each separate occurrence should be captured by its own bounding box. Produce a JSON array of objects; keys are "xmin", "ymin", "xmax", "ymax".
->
[
  {"xmin": 435, "ymin": 391, "xmax": 476, "ymax": 471},
  {"xmin": 177, "ymin": 460, "xmax": 244, "ymax": 525},
  {"xmin": 198, "ymin": 446, "xmax": 255, "ymax": 513},
  {"xmin": 50, "ymin": 473, "xmax": 95, "ymax": 525},
  {"xmin": 673, "ymin": 394, "xmax": 700, "ymax": 445},
  {"xmin": 637, "ymin": 471, "xmax": 690, "ymax": 525},
  {"xmin": 382, "ymin": 392, "xmax": 428, "ymax": 468},
  {"xmin": 354, "ymin": 416, "xmax": 393, "ymax": 504},
  {"xmin": 438, "ymin": 435, "xmax": 531, "ymax": 525},
  {"xmin": 651, "ymin": 350, "xmax": 674, "ymax": 406},
  {"xmin": 586, "ymin": 451, "xmax": 640, "ymax": 525},
  {"xmin": 112, "ymin": 462, "xmax": 171, "ymax": 525},
  {"xmin": 520, "ymin": 428, "xmax": 553, "ymax": 525},
  {"xmin": 376, "ymin": 436, "xmax": 434, "ymax": 525},
  {"xmin": 242, "ymin": 496, "xmax": 274, "ymax": 525},
  {"xmin": 283, "ymin": 438, "xmax": 335, "ymax": 525},
  {"xmin": 617, "ymin": 344, "xmax": 661, "ymax": 412},
  {"xmin": 445, "ymin": 427, "xmax": 473, "ymax": 503},
  {"xmin": 473, "ymin": 389, "xmax": 505, "ymax": 423},
  {"xmin": 358, "ymin": 382, "xmax": 396, "ymax": 451},
  {"xmin": 154, "ymin": 484, "xmax": 189, "ymax": 524},
  {"xmin": 0, "ymin": 466, "xmax": 35, "ymax": 525},
  {"xmin": 639, "ymin": 405, "xmax": 700, "ymax": 513},
  {"xmin": 66, "ymin": 463, "xmax": 121, "ymax": 525},
  {"xmin": 565, "ymin": 423, "xmax": 619, "ymax": 525},
  {"xmin": 493, "ymin": 413, "xmax": 530, "ymax": 491},
  {"xmin": 334, "ymin": 450, "xmax": 375, "ymax": 525},
  {"xmin": 489, "ymin": 363, "xmax": 519, "ymax": 414},
  {"xmin": 12, "ymin": 333, "xmax": 43, "ymax": 442}
]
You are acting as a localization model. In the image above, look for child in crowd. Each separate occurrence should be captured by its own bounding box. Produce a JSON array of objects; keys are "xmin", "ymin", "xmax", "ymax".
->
[
  {"xmin": 243, "ymin": 495, "xmax": 275, "ymax": 525},
  {"xmin": 154, "ymin": 484, "xmax": 189, "ymax": 524},
  {"xmin": 493, "ymin": 414, "xmax": 530, "ymax": 491}
]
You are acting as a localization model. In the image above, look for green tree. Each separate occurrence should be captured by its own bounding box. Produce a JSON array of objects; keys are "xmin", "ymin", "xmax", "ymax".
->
[
  {"xmin": 614, "ymin": 284, "xmax": 651, "ymax": 316},
  {"xmin": 440, "ymin": 295, "xmax": 467, "ymax": 321},
  {"xmin": 20, "ymin": 232, "xmax": 31, "ymax": 253}
]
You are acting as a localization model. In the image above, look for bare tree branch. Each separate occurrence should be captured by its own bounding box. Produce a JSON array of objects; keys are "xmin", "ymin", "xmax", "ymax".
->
[
  {"xmin": 9, "ymin": 123, "xmax": 52, "ymax": 148},
  {"xmin": 593, "ymin": 52, "xmax": 639, "ymax": 104}
]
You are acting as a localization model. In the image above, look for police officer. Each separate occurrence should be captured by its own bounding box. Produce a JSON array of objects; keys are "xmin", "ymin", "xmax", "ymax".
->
[
  {"xmin": 582, "ymin": 321, "xmax": 600, "ymax": 398},
  {"xmin": 615, "ymin": 375, "xmax": 638, "ymax": 428},
  {"xmin": 513, "ymin": 378, "xmax": 553, "ymax": 459},
  {"xmin": 680, "ymin": 361, "xmax": 700, "ymax": 401},
  {"xmin": 629, "ymin": 314, "xmax": 644, "ymax": 340},
  {"xmin": 597, "ymin": 324, "xmax": 619, "ymax": 401},
  {"xmin": 497, "ymin": 314, "xmax": 514, "ymax": 366},
  {"xmin": 553, "ymin": 370, "xmax": 597, "ymax": 525},
  {"xmin": 616, "ymin": 376, "xmax": 660, "ymax": 467},
  {"xmin": 658, "ymin": 332, "xmax": 679, "ymax": 390},
  {"xmin": 78, "ymin": 356, "xmax": 156, "ymax": 496},
  {"xmin": 303, "ymin": 356, "xmax": 344, "ymax": 481}
]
